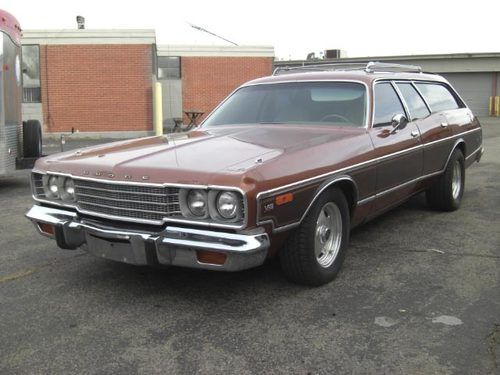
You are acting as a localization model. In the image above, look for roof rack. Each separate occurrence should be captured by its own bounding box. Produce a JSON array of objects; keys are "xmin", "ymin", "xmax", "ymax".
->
[
  {"xmin": 365, "ymin": 62, "xmax": 422, "ymax": 73},
  {"xmin": 272, "ymin": 61, "xmax": 423, "ymax": 75}
]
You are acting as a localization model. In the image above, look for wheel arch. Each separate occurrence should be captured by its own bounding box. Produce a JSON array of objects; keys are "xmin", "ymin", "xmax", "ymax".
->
[
  {"xmin": 303, "ymin": 175, "xmax": 359, "ymax": 221},
  {"xmin": 454, "ymin": 139, "xmax": 466, "ymax": 159},
  {"xmin": 445, "ymin": 138, "xmax": 466, "ymax": 169}
]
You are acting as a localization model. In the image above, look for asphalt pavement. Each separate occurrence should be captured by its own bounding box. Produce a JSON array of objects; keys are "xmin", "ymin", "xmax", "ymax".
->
[{"xmin": 0, "ymin": 119, "xmax": 499, "ymax": 374}]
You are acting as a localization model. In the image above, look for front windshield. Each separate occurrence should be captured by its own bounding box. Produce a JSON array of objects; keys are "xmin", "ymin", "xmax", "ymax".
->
[{"xmin": 203, "ymin": 81, "xmax": 367, "ymax": 127}]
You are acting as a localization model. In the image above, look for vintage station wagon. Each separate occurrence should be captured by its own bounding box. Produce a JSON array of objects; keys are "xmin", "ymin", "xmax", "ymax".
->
[{"xmin": 26, "ymin": 62, "xmax": 483, "ymax": 285}]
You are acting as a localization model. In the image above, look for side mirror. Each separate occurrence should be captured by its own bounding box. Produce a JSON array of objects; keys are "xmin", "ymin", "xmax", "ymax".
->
[{"xmin": 391, "ymin": 114, "xmax": 408, "ymax": 133}]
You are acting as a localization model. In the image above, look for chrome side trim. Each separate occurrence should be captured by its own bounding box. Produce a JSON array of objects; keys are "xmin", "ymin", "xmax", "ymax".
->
[
  {"xmin": 338, "ymin": 138, "xmax": 473, "ymax": 206},
  {"xmin": 289, "ymin": 175, "xmax": 359, "ymax": 228},
  {"xmin": 259, "ymin": 134, "xmax": 481, "ymax": 233},
  {"xmin": 356, "ymin": 169, "xmax": 443, "ymax": 205},
  {"xmin": 31, "ymin": 170, "xmax": 248, "ymax": 230},
  {"xmin": 465, "ymin": 145, "xmax": 483, "ymax": 161},
  {"xmin": 256, "ymin": 127, "xmax": 480, "ymax": 202}
]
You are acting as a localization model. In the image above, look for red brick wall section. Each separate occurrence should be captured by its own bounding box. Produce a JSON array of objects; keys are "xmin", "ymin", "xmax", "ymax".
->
[
  {"xmin": 40, "ymin": 44, "xmax": 153, "ymax": 133},
  {"xmin": 181, "ymin": 57, "xmax": 273, "ymax": 123}
]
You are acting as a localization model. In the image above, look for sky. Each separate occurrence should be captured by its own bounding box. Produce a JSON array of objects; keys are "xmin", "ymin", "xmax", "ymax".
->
[{"xmin": 2, "ymin": 0, "xmax": 499, "ymax": 60}]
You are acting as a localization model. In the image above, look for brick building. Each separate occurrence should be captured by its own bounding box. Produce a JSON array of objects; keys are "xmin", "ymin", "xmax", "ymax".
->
[
  {"xmin": 20, "ymin": 30, "xmax": 274, "ymax": 137},
  {"xmin": 156, "ymin": 45, "xmax": 274, "ymax": 130}
]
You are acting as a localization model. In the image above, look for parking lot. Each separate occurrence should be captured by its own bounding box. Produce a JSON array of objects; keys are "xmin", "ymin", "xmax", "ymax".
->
[{"xmin": 1, "ymin": 119, "xmax": 499, "ymax": 374}]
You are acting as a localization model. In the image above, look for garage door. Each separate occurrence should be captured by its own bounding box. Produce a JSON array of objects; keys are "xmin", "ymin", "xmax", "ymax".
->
[{"xmin": 442, "ymin": 73, "xmax": 492, "ymax": 117}]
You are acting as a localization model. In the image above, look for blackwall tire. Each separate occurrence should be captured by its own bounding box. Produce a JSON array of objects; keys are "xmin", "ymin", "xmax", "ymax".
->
[
  {"xmin": 280, "ymin": 188, "xmax": 350, "ymax": 286},
  {"xmin": 23, "ymin": 120, "xmax": 43, "ymax": 158},
  {"xmin": 426, "ymin": 148, "xmax": 465, "ymax": 211}
]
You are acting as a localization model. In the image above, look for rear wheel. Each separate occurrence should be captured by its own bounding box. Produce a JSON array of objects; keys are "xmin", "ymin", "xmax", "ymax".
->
[
  {"xmin": 23, "ymin": 120, "xmax": 43, "ymax": 158},
  {"xmin": 426, "ymin": 148, "xmax": 465, "ymax": 211},
  {"xmin": 280, "ymin": 188, "xmax": 350, "ymax": 286}
]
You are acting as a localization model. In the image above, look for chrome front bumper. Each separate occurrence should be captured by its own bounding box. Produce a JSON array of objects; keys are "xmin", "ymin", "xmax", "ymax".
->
[{"xmin": 26, "ymin": 205, "xmax": 269, "ymax": 271}]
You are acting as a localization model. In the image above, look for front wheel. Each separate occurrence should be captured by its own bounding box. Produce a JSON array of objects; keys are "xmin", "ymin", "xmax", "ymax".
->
[
  {"xmin": 426, "ymin": 148, "xmax": 465, "ymax": 211},
  {"xmin": 280, "ymin": 188, "xmax": 350, "ymax": 286}
]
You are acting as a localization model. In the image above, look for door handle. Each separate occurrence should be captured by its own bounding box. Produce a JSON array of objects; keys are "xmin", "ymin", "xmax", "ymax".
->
[
  {"xmin": 440, "ymin": 122, "xmax": 448, "ymax": 128},
  {"xmin": 411, "ymin": 130, "xmax": 419, "ymax": 138}
]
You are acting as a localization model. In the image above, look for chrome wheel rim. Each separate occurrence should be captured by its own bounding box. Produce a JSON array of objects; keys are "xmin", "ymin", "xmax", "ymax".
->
[
  {"xmin": 451, "ymin": 160, "xmax": 462, "ymax": 200},
  {"xmin": 314, "ymin": 202, "xmax": 342, "ymax": 268}
]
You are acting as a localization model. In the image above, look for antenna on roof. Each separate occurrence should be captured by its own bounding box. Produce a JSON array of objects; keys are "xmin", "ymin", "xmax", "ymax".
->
[{"xmin": 187, "ymin": 22, "xmax": 238, "ymax": 46}]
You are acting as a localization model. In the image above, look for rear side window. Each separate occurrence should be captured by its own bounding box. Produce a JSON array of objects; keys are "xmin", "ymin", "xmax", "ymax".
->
[
  {"xmin": 396, "ymin": 83, "xmax": 430, "ymax": 120},
  {"xmin": 415, "ymin": 83, "xmax": 460, "ymax": 112},
  {"xmin": 373, "ymin": 83, "xmax": 406, "ymax": 127}
]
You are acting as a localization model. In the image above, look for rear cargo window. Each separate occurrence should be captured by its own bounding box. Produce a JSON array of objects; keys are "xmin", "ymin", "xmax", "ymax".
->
[{"xmin": 415, "ymin": 83, "xmax": 461, "ymax": 112}]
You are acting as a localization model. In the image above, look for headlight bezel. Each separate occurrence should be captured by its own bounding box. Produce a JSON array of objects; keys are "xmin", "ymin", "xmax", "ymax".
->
[
  {"xmin": 42, "ymin": 175, "xmax": 61, "ymax": 199},
  {"xmin": 60, "ymin": 178, "xmax": 76, "ymax": 202},
  {"xmin": 207, "ymin": 189, "xmax": 244, "ymax": 223},
  {"xmin": 39, "ymin": 174, "xmax": 76, "ymax": 204},
  {"xmin": 179, "ymin": 187, "xmax": 246, "ymax": 223},
  {"xmin": 185, "ymin": 189, "xmax": 209, "ymax": 218},
  {"xmin": 180, "ymin": 188, "xmax": 244, "ymax": 224},
  {"xmin": 216, "ymin": 191, "xmax": 240, "ymax": 219}
]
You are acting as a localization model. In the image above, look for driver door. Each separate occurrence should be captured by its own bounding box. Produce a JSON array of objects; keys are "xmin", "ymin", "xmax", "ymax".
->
[{"xmin": 369, "ymin": 82, "xmax": 423, "ymax": 212}]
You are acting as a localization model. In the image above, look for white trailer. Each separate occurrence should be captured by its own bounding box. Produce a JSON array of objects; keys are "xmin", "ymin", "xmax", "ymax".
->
[{"xmin": 0, "ymin": 9, "xmax": 42, "ymax": 176}]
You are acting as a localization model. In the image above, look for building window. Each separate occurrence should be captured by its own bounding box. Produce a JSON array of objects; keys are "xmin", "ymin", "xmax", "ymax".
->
[
  {"xmin": 21, "ymin": 45, "xmax": 41, "ymax": 103},
  {"xmin": 157, "ymin": 56, "xmax": 181, "ymax": 79}
]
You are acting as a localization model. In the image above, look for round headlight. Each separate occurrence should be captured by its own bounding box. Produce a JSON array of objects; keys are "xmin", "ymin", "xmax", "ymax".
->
[
  {"xmin": 44, "ymin": 175, "xmax": 60, "ymax": 199},
  {"xmin": 217, "ymin": 191, "xmax": 239, "ymax": 219},
  {"xmin": 60, "ymin": 178, "xmax": 76, "ymax": 202},
  {"xmin": 187, "ymin": 190, "xmax": 207, "ymax": 217}
]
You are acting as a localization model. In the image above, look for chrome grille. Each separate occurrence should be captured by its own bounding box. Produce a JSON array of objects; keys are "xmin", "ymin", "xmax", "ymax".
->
[{"xmin": 74, "ymin": 179, "xmax": 181, "ymax": 223}]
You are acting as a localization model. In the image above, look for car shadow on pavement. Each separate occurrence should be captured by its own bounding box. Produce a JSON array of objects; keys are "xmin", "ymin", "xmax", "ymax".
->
[
  {"xmin": 50, "ymin": 191, "xmax": 438, "ymax": 302},
  {"xmin": 32, "ymin": 189, "xmax": 462, "ymax": 310}
]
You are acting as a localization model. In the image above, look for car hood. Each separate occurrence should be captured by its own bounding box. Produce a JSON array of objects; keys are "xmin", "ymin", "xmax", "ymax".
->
[{"xmin": 37, "ymin": 125, "xmax": 364, "ymax": 185}]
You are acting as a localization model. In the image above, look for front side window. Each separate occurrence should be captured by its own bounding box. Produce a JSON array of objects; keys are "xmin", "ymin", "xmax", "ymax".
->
[
  {"xmin": 373, "ymin": 83, "xmax": 406, "ymax": 127},
  {"xmin": 415, "ymin": 83, "xmax": 460, "ymax": 112},
  {"xmin": 396, "ymin": 83, "xmax": 430, "ymax": 120},
  {"xmin": 203, "ymin": 82, "xmax": 367, "ymax": 127}
]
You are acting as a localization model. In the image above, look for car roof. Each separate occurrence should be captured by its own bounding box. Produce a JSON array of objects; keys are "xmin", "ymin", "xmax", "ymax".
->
[{"xmin": 244, "ymin": 70, "xmax": 448, "ymax": 87}]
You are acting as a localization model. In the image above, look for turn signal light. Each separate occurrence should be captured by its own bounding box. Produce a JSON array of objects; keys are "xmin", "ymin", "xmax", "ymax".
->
[
  {"xmin": 196, "ymin": 250, "xmax": 227, "ymax": 265},
  {"xmin": 276, "ymin": 192, "xmax": 294, "ymax": 206},
  {"xmin": 37, "ymin": 222, "xmax": 55, "ymax": 236}
]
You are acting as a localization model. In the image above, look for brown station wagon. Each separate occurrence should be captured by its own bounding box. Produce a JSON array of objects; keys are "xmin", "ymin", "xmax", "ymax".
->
[{"xmin": 26, "ymin": 62, "xmax": 484, "ymax": 285}]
